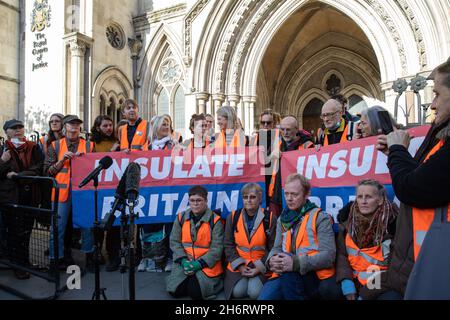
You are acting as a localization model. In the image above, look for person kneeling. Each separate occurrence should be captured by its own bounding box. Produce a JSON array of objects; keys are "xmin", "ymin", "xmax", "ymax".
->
[
  {"xmin": 166, "ymin": 185, "xmax": 224, "ymax": 300},
  {"xmin": 258, "ymin": 174, "xmax": 343, "ymax": 300}
]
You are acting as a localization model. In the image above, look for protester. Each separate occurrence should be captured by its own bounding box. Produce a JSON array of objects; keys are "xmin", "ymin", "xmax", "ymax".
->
[
  {"xmin": 148, "ymin": 115, "xmax": 176, "ymax": 150},
  {"xmin": 39, "ymin": 113, "xmax": 64, "ymax": 156},
  {"xmin": 331, "ymin": 94, "xmax": 360, "ymax": 122},
  {"xmin": 167, "ymin": 185, "xmax": 224, "ymax": 300},
  {"xmin": 90, "ymin": 115, "xmax": 120, "ymax": 271},
  {"xmin": 375, "ymin": 59, "xmax": 450, "ymax": 299},
  {"xmin": 205, "ymin": 114, "xmax": 216, "ymax": 143},
  {"xmin": 224, "ymin": 183, "xmax": 276, "ymax": 299},
  {"xmin": 214, "ymin": 106, "xmax": 249, "ymax": 148},
  {"xmin": 357, "ymin": 106, "xmax": 399, "ymax": 138},
  {"xmin": 258, "ymin": 174, "xmax": 342, "ymax": 300},
  {"xmin": 44, "ymin": 115, "xmax": 95, "ymax": 271},
  {"xmin": 316, "ymin": 99, "xmax": 358, "ymax": 146},
  {"xmin": 182, "ymin": 114, "xmax": 210, "ymax": 149},
  {"xmin": 118, "ymin": 99, "xmax": 149, "ymax": 152},
  {"xmin": 163, "ymin": 114, "xmax": 183, "ymax": 144},
  {"xmin": 336, "ymin": 179, "xmax": 398, "ymax": 300},
  {"xmin": 0, "ymin": 119, "xmax": 43, "ymax": 279}
]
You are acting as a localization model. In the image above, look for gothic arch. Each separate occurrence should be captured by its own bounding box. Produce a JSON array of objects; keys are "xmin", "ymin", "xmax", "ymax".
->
[
  {"xmin": 92, "ymin": 66, "xmax": 132, "ymax": 121},
  {"xmin": 138, "ymin": 23, "xmax": 185, "ymax": 119}
]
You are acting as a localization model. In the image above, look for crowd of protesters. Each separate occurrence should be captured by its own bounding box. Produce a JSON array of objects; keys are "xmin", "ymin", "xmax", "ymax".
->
[{"xmin": 0, "ymin": 58, "xmax": 449, "ymax": 300}]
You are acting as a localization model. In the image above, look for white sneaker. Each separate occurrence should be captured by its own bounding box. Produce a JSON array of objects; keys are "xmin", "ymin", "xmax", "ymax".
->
[
  {"xmin": 137, "ymin": 258, "xmax": 147, "ymax": 272},
  {"xmin": 164, "ymin": 259, "xmax": 173, "ymax": 272}
]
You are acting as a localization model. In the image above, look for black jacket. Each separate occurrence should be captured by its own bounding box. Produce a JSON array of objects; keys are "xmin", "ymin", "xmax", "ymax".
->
[{"xmin": 379, "ymin": 120, "xmax": 450, "ymax": 297}]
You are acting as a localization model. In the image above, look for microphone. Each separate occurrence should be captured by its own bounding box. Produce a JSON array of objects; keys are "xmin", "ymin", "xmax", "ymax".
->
[
  {"xmin": 78, "ymin": 156, "xmax": 113, "ymax": 188},
  {"xmin": 100, "ymin": 165, "xmax": 128, "ymax": 230},
  {"xmin": 125, "ymin": 162, "xmax": 141, "ymax": 203}
]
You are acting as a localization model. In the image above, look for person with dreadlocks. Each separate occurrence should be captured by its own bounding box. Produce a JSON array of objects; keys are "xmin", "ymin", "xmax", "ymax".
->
[{"xmin": 336, "ymin": 179, "xmax": 398, "ymax": 300}]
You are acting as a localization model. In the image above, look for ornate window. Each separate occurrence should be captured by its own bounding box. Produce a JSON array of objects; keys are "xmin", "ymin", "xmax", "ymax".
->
[
  {"xmin": 158, "ymin": 57, "xmax": 182, "ymax": 87},
  {"xmin": 106, "ymin": 22, "xmax": 125, "ymax": 50},
  {"xmin": 173, "ymin": 86, "xmax": 185, "ymax": 133},
  {"xmin": 157, "ymin": 88, "xmax": 169, "ymax": 115}
]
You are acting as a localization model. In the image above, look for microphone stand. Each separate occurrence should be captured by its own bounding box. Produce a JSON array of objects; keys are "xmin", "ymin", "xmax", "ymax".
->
[
  {"xmin": 91, "ymin": 176, "xmax": 107, "ymax": 300},
  {"xmin": 127, "ymin": 199, "xmax": 137, "ymax": 301}
]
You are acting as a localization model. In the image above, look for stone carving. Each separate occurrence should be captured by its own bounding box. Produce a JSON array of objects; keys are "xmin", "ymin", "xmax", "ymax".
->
[
  {"xmin": 364, "ymin": 0, "xmax": 407, "ymax": 74},
  {"xmin": 106, "ymin": 23, "xmax": 125, "ymax": 50},
  {"xmin": 128, "ymin": 38, "xmax": 143, "ymax": 59},
  {"xmin": 148, "ymin": 3, "xmax": 187, "ymax": 23},
  {"xmin": 394, "ymin": 0, "xmax": 427, "ymax": 68},
  {"xmin": 230, "ymin": 0, "xmax": 278, "ymax": 94},
  {"xmin": 325, "ymin": 74, "xmax": 342, "ymax": 96},
  {"xmin": 184, "ymin": 0, "xmax": 209, "ymax": 66},
  {"xmin": 69, "ymin": 40, "xmax": 87, "ymax": 57},
  {"xmin": 159, "ymin": 57, "xmax": 182, "ymax": 86}
]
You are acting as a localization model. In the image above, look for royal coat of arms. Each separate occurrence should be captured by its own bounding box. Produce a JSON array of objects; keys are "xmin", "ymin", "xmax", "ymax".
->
[{"xmin": 30, "ymin": 0, "xmax": 52, "ymax": 32}]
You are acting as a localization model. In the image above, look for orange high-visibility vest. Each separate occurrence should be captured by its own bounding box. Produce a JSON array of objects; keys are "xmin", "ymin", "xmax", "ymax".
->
[
  {"xmin": 39, "ymin": 135, "xmax": 48, "ymax": 154},
  {"xmin": 412, "ymin": 140, "xmax": 450, "ymax": 261},
  {"xmin": 214, "ymin": 129, "xmax": 247, "ymax": 148},
  {"xmin": 271, "ymin": 208, "xmax": 335, "ymax": 280},
  {"xmin": 119, "ymin": 120, "xmax": 149, "ymax": 151},
  {"xmin": 267, "ymin": 138, "xmax": 312, "ymax": 198},
  {"xmin": 345, "ymin": 234, "xmax": 390, "ymax": 286},
  {"xmin": 178, "ymin": 211, "xmax": 223, "ymax": 278},
  {"xmin": 51, "ymin": 138, "xmax": 92, "ymax": 202},
  {"xmin": 318, "ymin": 120, "xmax": 355, "ymax": 146},
  {"xmin": 186, "ymin": 138, "xmax": 210, "ymax": 149},
  {"xmin": 227, "ymin": 210, "xmax": 272, "ymax": 274}
]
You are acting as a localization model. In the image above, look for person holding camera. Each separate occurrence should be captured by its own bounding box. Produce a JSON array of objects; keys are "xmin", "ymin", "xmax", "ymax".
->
[
  {"xmin": 375, "ymin": 59, "xmax": 450, "ymax": 299},
  {"xmin": 0, "ymin": 119, "xmax": 43, "ymax": 279},
  {"xmin": 356, "ymin": 106, "xmax": 400, "ymax": 139},
  {"xmin": 223, "ymin": 183, "xmax": 277, "ymax": 300}
]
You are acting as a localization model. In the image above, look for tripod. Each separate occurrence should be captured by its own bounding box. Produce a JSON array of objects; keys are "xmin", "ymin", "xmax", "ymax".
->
[
  {"xmin": 91, "ymin": 176, "xmax": 107, "ymax": 300},
  {"xmin": 118, "ymin": 199, "xmax": 139, "ymax": 300}
]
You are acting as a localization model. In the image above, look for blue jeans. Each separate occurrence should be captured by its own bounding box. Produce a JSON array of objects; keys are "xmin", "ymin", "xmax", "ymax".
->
[
  {"xmin": 258, "ymin": 272, "xmax": 344, "ymax": 300},
  {"xmin": 49, "ymin": 199, "xmax": 94, "ymax": 259}
]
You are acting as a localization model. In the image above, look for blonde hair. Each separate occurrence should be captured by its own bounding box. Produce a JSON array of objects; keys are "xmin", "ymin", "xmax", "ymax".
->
[
  {"xmin": 285, "ymin": 173, "xmax": 311, "ymax": 194},
  {"xmin": 216, "ymin": 106, "xmax": 238, "ymax": 130},
  {"xmin": 149, "ymin": 115, "xmax": 171, "ymax": 142}
]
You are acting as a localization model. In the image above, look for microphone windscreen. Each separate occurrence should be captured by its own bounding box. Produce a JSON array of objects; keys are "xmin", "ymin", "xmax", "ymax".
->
[
  {"xmin": 99, "ymin": 156, "xmax": 113, "ymax": 169},
  {"xmin": 125, "ymin": 162, "xmax": 141, "ymax": 195}
]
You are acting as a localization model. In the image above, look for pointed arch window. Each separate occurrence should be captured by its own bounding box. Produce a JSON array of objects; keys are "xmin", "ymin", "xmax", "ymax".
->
[
  {"xmin": 157, "ymin": 88, "xmax": 169, "ymax": 116},
  {"xmin": 173, "ymin": 85, "xmax": 185, "ymax": 132}
]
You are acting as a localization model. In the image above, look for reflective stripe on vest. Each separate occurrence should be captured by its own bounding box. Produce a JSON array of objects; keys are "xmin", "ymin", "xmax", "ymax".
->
[
  {"xmin": 272, "ymin": 208, "xmax": 335, "ymax": 280},
  {"xmin": 51, "ymin": 138, "xmax": 90, "ymax": 202},
  {"xmin": 323, "ymin": 122, "xmax": 352, "ymax": 146},
  {"xmin": 227, "ymin": 210, "xmax": 270, "ymax": 273},
  {"xmin": 120, "ymin": 120, "xmax": 149, "ymax": 151},
  {"xmin": 345, "ymin": 234, "xmax": 389, "ymax": 285},
  {"xmin": 412, "ymin": 140, "xmax": 450, "ymax": 261},
  {"xmin": 178, "ymin": 212, "xmax": 223, "ymax": 278},
  {"xmin": 214, "ymin": 130, "xmax": 246, "ymax": 148}
]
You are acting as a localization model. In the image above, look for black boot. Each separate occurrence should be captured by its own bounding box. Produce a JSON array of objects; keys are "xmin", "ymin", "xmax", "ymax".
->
[
  {"xmin": 105, "ymin": 256, "xmax": 120, "ymax": 272},
  {"xmin": 85, "ymin": 253, "xmax": 95, "ymax": 273}
]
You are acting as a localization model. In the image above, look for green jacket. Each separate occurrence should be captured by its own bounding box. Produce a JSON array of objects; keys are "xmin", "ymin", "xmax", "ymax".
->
[{"xmin": 166, "ymin": 208, "xmax": 224, "ymax": 299}]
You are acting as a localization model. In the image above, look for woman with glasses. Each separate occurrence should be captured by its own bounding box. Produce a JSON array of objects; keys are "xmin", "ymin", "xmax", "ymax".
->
[
  {"xmin": 167, "ymin": 185, "xmax": 224, "ymax": 300},
  {"xmin": 224, "ymin": 183, "xmax": 277, "ymax": 299}
]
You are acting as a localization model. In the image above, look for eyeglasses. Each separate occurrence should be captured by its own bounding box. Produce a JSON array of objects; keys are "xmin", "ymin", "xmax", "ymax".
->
[
  {"xmin": 50, "ymin": 120, "xmax": 61, "ymax": 123},
  {"xmin": 189, "ymin": 198, "xmax": 205, "ymax": 204},
  {"xmin": 320, "ymin": 111, "xmax": 340, "ymax": 119},
  {"xmin": 243, "ymin": 195, "xmax": 258, "ymax": 200},
  {"xmin": 260, "ymin": 121, "xmax": 273, "ymax": 125},
  {"xmin": 279, "ymin": 127, "xmax": 293, "ymax": 132}
]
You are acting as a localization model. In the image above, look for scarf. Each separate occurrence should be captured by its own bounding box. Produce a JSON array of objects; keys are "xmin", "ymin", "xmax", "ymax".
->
[
  {"xmin": 280, "ymin": 200, "xmax": 317, "ymax": 232},
  {"xmin": 5, "ymin": 139, "xmax": 34, "ymax": 171},
  {"xmin": 151, "ymin": 136, "xmax": 171, "ymax": 150},
  {"xmin": 347, "ymin": 197, "xmax": 399, "ymax": 248}
]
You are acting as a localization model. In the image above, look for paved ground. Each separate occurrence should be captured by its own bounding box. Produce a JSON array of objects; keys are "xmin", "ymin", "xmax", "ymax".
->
[{"xmin": 0, "ymin": 252, "xmax": 225, "ymax": 300}]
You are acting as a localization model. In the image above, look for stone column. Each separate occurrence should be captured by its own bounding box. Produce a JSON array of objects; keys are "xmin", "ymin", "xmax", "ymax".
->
[
  {"xmin": 196, "ymin": 92, "xmax": 209, "ymax": 114},
  {"xmin": 243, "ymin": 96, "xmax": 257, "ymax": 135},
  {"xmin": 68, "ymin": 39, "xmax": 86, "ymax": 117},
  {"xmin": 64, "ymin": 32, "xmax": 93, "ymax": 128},
  {"xmin": 212, "ymin": 93, "xmax": 225, "ymax": 115},
  {"xmin": 128, "ymin": 37, "xmax": 143, "ymax": 100}
]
